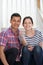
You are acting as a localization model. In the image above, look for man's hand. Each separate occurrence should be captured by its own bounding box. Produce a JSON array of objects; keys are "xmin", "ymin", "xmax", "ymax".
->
[
  {"xmin": 4, "ymin": 63, "xmax": 9, "ymax": 65},
  {"xmin": 39, "ymin": 42, "xmax": 42, "ymax": 48},
  {"xmin": 27, "ymin": 45, "xmax": 34, "ymax": 51}
]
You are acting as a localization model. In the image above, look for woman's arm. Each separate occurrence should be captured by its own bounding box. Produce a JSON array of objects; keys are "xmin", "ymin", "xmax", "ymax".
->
[{"xmin": 19, "ymin": 31, "xmax": 26, "ymax": 46}]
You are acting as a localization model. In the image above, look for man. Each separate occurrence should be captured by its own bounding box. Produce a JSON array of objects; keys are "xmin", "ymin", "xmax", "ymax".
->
[{"xmin": 0, "ymin": 13, "xmax": 21, "ymax": 65}]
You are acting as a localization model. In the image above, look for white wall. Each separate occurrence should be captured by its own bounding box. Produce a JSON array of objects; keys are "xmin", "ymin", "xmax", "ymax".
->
[
  {"xmin": 36, "ymin": 9, "xmax": 43, "ymax": 33},
  {"xmin": 0, "ymin": 0, "xmax": 2, "ymax": 31},
  {"xmin": 0, "ymin": 0, "xmax": 40, "ymax": 32}
]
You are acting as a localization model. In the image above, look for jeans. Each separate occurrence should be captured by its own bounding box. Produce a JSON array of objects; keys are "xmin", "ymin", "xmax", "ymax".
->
[
  {"xmin": 42, "ymin": 50, "xmax": 43, "ymax": 64},
  {"xmin": 0, "ymin": 48, "xmax": 18, "ymax": 65},
  {"xmin": 22, "ymin": 46, "xmax": 42, "ymax": 65}
]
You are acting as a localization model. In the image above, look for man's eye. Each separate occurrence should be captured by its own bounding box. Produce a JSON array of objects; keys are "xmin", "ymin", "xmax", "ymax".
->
[
  {"xmin": 17, "ymin": 21, "xmax": 20, "ymax": 22},
  {"xmin": 13, "ymin": 20, "xmax": 16, "ymax": 21}
]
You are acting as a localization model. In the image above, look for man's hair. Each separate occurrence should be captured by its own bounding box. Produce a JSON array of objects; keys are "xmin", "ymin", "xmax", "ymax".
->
[
  {"xmin": 23, "ymin": 16, "xmax": 33, "ymax": 24},
  {"xmin": 11, "ymin": 13, "xmax": 21, "ymax": 20}
]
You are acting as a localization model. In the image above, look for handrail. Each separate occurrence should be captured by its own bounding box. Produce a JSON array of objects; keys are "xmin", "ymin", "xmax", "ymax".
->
[{"xmin": 36, "ymin": 8, "xmax": 43, "ymax": 33}]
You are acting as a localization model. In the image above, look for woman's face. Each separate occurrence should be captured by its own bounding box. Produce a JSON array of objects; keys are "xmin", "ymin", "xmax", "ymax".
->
[{"xmin": 23, "ymin": 18, "xmax": 33, "ymax": 31}]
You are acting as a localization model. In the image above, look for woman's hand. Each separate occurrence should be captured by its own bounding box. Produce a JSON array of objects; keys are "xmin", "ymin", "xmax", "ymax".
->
[{"xmin": 27, "ymin": 45, "xmax": 34, "ymax": 51}]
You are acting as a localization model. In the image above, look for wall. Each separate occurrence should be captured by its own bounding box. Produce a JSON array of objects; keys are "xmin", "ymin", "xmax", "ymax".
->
[{"xmin": 0, "ymin": 0, "xmax": 37, "ymax": 32}]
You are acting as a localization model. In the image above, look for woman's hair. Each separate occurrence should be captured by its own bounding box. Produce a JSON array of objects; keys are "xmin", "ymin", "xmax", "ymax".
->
[{"xmin": 23, "ymin": 16, "xmax": 33, "ymax": 24}]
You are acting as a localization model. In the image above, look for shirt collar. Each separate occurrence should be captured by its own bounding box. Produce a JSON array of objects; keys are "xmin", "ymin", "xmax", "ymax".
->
[{"xmin": 10, "ymin": 26, "xmax": 19, "ymax": 36}]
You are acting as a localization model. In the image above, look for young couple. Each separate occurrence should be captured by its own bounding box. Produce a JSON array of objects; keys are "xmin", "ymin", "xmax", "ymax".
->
[{"xmin": 0, "ymin": 13, "xmax": 43, "ymax": 65}]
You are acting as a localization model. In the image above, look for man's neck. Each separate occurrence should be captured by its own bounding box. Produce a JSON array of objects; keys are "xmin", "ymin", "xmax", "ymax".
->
[{"xmin": 11, "ymin": 26, "xmax": 18, "ymax": 33}]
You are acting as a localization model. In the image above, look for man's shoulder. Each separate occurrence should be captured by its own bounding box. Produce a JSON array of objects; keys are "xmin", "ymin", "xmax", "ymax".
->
[
  {"xmin": 1, "ymin": 27, "xmax": 11, "ymax": 36},
  {"xmin": 5, "ymin": 27, "xmax": 11, "ymax": 33}
]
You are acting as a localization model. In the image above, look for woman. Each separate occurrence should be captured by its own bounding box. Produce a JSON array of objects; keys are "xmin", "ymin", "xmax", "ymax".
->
[{"xmin": 19, "ymin": 16, "xmax": 43, "ymax": 65}]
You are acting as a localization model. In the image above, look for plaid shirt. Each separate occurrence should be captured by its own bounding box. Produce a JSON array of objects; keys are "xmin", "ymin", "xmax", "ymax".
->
[{"xmin": 0, "ymin": 27, "xmax": 21, "ymax": 61}]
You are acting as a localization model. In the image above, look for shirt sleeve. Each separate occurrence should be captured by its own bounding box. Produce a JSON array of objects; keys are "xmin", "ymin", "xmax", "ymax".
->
[
  {"xmin": 39, "ymin": 32, "xmax": 43, "ymax": 43},
  {"xmin": 0, "ymin": 31, "xmax": 8, "ymax": 47}
]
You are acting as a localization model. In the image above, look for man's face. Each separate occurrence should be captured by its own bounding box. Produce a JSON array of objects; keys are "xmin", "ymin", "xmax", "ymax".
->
[{"xmin": 10, "ymin": 16, "xmax": 21, "ymax": 30}]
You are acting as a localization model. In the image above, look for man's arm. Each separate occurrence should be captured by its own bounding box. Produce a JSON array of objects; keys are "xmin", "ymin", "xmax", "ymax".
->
[{"xmin": 0, "ymin": 46, "xmax": 9, "ymax": 65}]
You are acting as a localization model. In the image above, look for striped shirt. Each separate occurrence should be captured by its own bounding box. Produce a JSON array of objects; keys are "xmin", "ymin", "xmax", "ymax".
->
[{"xmin": 23, "ymin": 30, "xmax": 43, "ymax": 46}]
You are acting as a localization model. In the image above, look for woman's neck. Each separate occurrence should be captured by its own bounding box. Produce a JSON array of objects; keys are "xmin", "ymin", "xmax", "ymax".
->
[{"xmin": 25, "ymin": 29, "xmax": 35, "ymax": 37}]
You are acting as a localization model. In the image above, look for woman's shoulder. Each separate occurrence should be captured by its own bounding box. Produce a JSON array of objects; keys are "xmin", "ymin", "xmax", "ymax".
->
[{"xmin": 35, "ymin": 29, "xmax": 42, "ymax": 36}]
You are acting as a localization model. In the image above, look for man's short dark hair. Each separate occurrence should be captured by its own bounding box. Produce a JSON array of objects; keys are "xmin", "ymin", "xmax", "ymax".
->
[{"xmin": 11, "ymin": 13, "xmax": 21, "ymax": 20}]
